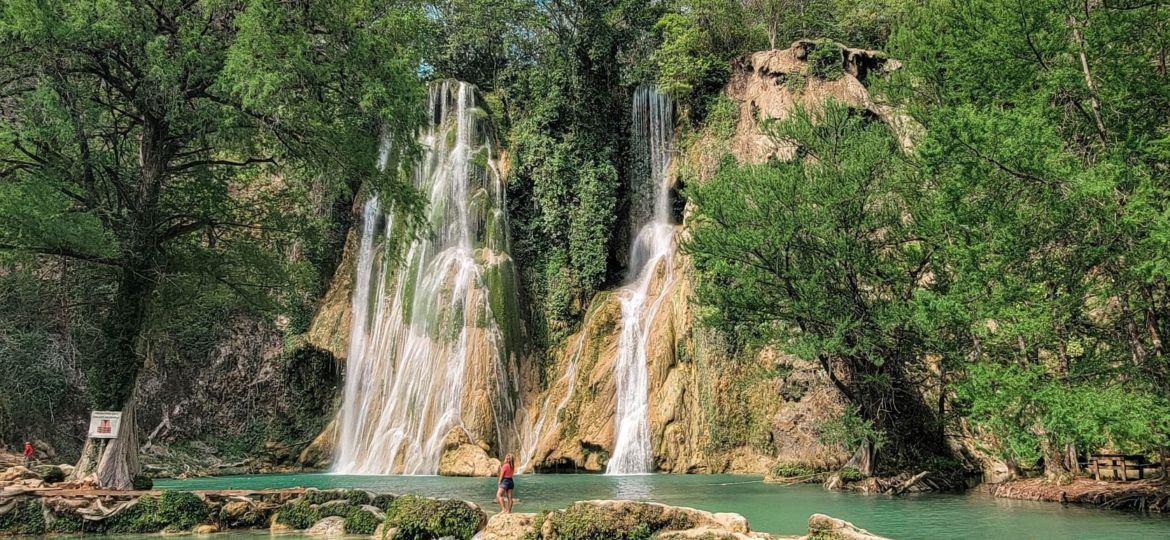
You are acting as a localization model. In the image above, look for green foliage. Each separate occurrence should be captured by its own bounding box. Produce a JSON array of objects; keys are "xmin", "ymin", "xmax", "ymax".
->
[
  {"xmin": 686, "ymin": 101, "xmax": 949, "ymax": 469},
  {"xmin": 385, "ymin": 495, "xmax": 483, "ymax": 539},
  {"xmin": 275, "ymin": 501, "xmax": 321, "ymax": 530},
  {"xmin": 0, "ymin": 499, "xmax": 46, "ymax": 535},
  {"xmin": 132, "ymin": 475, "xmax": 154, "ymax": 491},
  {"xmin": 543, "ymin": 503, "xmax": 693, "ymax": 540},
  {"xmin": 816, "ymin": 404, "xmax": 888, "ymax": 456},
  {"xmin": 957, "ymin": 363, "xmax": 1170, "ymax": 465},
  {"xmin": 155, "ymin": 491, "xmax": 210, "ymax": 531},
  {"xmin": 371, "ymin": 494, "xmax": 397, "ymax": 511},
  {"xmin": 836, "ymin": 467, "xmax": 865, "ymax": 482},
  {"xmin": 770, "ymin": 462, "xmax": 817, "ymax": 478},
  {"xmin": 806, "ymin": 40, "xmax": 844, "ymax": 80},
  {"xmin": 0, "ymin": 0, "xmax": 429, "ymax": 440},
  {"xmin": 344, "ymin": 507, "xmax": 382, "ymax": 535},
  {"xmin": 882, "ymin": 0, "xmax": 1170, "ymax": 474}
]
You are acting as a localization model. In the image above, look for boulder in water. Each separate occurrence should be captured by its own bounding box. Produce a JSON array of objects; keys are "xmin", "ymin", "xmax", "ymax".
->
[
  {"xmin": 306, "ymin": 516, "xmax": 347, "ymax": 536},
  {"xmin": 803, "ymin": 514, "xmax": 889, "ymax": 540},
  {"xmin": 438, "ymin": 427, "xmax": 500, "ymax": 477},
  {"xmin": 478, "ymin": 512, "xmax": 536, "ymax": 540}
]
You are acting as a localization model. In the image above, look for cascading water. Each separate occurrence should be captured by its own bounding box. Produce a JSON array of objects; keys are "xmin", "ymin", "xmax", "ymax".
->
[
  {"xmin": 334, "ymin": 81, "xmax": 521, "ymax": 475},
  {"xmin": 607, "ymin": 86, "xmax": 675, "ymax": 475}
]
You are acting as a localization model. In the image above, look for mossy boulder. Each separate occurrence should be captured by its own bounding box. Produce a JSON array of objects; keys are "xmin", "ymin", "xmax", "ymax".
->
[
  {"xmin": 542, "ymin": 501, "xmax": 692, "ymax": 540},
  {"xmin": 102, "ymin": 491, "xmax": 209, "ymax": 533},
  {"xmin": 0, "ymin": 498, "xmax": 46, "ymax": 535},
  {"xmin": 275, "ymin": 500, "xmax": 321, "ymax": 530},
  {"xmin": 383, "ymin": 495, "xmax": 485, "ymax": 540}
]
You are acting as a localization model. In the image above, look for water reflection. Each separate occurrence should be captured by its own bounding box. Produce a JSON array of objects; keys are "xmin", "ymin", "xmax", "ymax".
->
[{"xmin": 610, "ymin": 473, "xmax": 655, "ymax": 501}]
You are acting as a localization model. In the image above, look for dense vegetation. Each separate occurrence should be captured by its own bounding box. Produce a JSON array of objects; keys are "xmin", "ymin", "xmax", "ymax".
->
[
  {"xmin": 687, "ymin": 0, "xmax": 1170, "ymax": 476},
  {"xmin": 1, "ymin": 0, "xmax": 1167, "ymax": 486}
]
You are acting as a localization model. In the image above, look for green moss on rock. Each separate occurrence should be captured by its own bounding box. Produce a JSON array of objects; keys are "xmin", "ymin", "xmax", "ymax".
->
[
  {"xmin": 384, "ymin": 495, "xmax": 484, "ymax": 539},
  {"xmin": 343, "ymin": 507, "xmax": 382, "ymax": 535},
  {"xmin": 543, "ymin": 502, "xmax": 694, "ymax": 540},
  {"xmin": 0, "ymin": 498, "xmax": 46, "ymax": 535},
  {"xmin": 275, "ymin": 500, "xmax": 321, "ymax": 530}
]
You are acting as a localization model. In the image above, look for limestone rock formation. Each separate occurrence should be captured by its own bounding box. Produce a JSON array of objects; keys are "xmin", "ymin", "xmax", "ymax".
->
[
  {"xmin": 438, "ymin": 427, "xmax": 501, "ymax": 477},
  {"xmin": 306, "ymin": 516, "xmax": 347, "ymax": 536},
  {"xmin": 802, "ymin": 514, "xmax": 889, "ymax": 540},
  {"xmin": 478, "ymin": 512, "xmax": 536, "ymax": 540}
]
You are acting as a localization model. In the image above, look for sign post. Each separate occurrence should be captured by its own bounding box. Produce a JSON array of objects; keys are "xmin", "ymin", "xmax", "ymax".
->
[{"xmin": 87, "ymin": 411, "xmax": 123, "ymax": 439}]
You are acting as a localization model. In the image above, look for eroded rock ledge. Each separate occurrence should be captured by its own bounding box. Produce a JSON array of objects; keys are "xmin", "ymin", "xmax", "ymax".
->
[{"xmin": 0, "ymin": 482, "xmax": 888, "ymax": 539}]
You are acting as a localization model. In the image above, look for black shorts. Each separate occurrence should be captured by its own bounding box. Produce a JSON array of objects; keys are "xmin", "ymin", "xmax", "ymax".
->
[{"xmin": 500, "ymin": 477, "xmax": 514, "ymax": 490}]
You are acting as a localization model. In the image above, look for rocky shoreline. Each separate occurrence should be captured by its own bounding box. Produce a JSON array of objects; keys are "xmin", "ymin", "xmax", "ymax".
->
[{"xmin": 0, "ymin": 485, "xmax": 888, "ymax": 540}]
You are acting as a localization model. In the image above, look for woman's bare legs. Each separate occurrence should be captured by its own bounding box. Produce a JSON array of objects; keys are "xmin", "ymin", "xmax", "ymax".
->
[
  {"xmin": 504, "ymin": 489, "xmax": 513, "ymax": 513},
  {"xmin": 495, "ymin": 486, "xmax": 506, "ymax": 512}
]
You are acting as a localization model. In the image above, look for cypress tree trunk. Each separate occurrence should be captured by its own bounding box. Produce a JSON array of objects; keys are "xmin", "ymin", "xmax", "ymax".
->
[{"xmin": 72, "ymin": 115, "xmax": 168, "ymax": 490}]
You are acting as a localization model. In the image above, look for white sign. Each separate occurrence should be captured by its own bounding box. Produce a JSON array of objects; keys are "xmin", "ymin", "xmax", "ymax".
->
[{"xmin": 87, "ymin": 411, "xmax": 123, "ymax": 439}]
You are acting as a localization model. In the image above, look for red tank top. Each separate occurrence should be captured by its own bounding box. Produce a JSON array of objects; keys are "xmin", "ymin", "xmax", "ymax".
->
[{"xmin": 501, "ymin": 463, "xmax": 513, "ymax": 479}]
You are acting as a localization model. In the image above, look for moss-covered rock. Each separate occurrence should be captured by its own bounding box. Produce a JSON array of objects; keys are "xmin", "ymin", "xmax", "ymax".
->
[
  {"xmin": 371, "ymin": 494, "xmax": 397, "ymax": 511},
  {"xmin": 275, "ymin": 500, "xmax": 321, "ymax": 530},
  {"xmin": 542, "ymin": 501, "xmax": 694, "ymax": 540},
  {"xmin": 384, "ymin": 495, "xmax": 485, "ymax": 540},
  {"xmin": 343, "ymin": 506, "xmax": 382, "ymax": 535},
  {"xmin": 99, "ymin": 491, "xmax": 209, "ymax": 534},
  {"xmin": 0, "ymin": 498, "xmax": 46, "ymax": 535}
]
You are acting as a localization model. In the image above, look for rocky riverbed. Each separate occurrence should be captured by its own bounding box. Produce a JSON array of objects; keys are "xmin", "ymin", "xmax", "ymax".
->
[{"xmin": 1, "ymin": 461, "xmax": 890, "ymax": 539}]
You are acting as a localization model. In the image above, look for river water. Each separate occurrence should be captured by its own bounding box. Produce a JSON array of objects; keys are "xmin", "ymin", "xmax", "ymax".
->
[{"xmin": 155, "ymin": 473, "xmax": 1170, "ymax": 539}]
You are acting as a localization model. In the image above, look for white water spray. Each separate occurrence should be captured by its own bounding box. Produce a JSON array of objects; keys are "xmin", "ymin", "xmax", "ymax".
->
[
  {"xmin": 334, "ymin": 81, "xmax": 520, "ymax": 475},
  {"xmin": 606, "ymin": 86, "xmax": 675, "ymax": 475}
]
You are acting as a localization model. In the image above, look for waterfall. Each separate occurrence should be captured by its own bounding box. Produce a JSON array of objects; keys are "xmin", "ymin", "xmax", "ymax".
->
[
  {"xmin": 334, "ymin": 81, "xmax": 521, "ymax": 475},
  {"xmin": 607, "ymin": 86, "xmax": 675, "ymax": 475}
]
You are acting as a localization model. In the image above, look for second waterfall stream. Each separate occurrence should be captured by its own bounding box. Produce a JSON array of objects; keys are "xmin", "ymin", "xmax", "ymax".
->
[
  {"xmin": 607, "ymin": 86, "xmax": 676, "ymax": 475},
  {"xmin": 333, "ymin": 81, "xmax": 522, "ymax": 475}
]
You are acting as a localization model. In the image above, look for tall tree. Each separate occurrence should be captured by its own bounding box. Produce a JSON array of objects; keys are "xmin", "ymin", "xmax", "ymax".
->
[
  {"xmin": 686, "ymin": 102, "xmax": 952, "ymax": 473},
  {"xmin": 0, "ymin": 0, "xmax": 428, "ymax": 488},
  {"xmin": 886, "ymin": 0, "xmax": 1170, "ymax": 479}
]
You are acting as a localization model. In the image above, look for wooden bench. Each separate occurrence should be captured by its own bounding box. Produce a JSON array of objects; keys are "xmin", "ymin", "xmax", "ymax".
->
[{"xmin": 1089, "ymin": 454, "xmax": 1162, "ymax": 481}]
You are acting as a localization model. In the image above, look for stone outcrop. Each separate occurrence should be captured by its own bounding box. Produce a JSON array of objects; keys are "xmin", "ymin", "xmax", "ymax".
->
[
  {"xmin": 478, "ymin": 512, "xmax": 536, "ymax": 540},
  {"xmin": 306, "ymin": 516, "xmax": 347, "ymax": 536},
  {"xmin": 726, "ymin": 40, "xmax": 915, "ymax": 168},
  {"xmin": 438, "ymin": 427, "xmax": 501, "ymax": 477},
  {"xmin": 537, "ymin": 500, "xmax": 773, "ymax": 540},
  {"xmin": 802, "ymin": 513, "xmax": 889, "ymax": 540}
]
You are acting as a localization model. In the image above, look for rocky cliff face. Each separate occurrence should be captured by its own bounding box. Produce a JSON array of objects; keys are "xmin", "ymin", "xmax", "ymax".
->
[{"xmin": 305, "ymin": 43, "xmax": 909, "ymax": 475}]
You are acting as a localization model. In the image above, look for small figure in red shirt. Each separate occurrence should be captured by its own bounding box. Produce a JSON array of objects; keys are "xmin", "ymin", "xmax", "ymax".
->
[
  {"xmin": 23, "ymin": 441, "xmax": 34, "ymax": 466},
  {"xmin": 495, "ymin": 453, "xmax": 515, "ymax": 513}
]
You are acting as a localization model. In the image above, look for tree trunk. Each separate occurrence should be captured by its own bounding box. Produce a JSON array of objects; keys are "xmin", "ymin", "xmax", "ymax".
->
[
  {"xmin": 73, "ymin": 394, "xmax": 140, "ymax": 489},
  {"xmin": 73, "ymin": 113, "xmax": 169, "ymax": 490}
]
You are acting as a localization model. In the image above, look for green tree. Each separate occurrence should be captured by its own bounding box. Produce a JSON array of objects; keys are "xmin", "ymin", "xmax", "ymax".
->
[
  {"xmin": 887, "ymin": 0, "xmax": 1170, "ymax": 479},
  {"xmin": 686, "ymin": 102, "xmax": 951, "ymax": 473},
  {"xmin": 0, "ymin": 0, "xmax": 428, "ymax": 488}
]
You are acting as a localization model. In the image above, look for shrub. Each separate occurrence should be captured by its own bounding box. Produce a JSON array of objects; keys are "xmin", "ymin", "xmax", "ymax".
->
[
  {"xmin": 303, "ymin": 488, "xmax": 348, "ymax": 505},
  {"xmin": 385, "ymin": 495, "xmax": 484, "ymax": 539},
  {"xmin": 837, "ymin": 467, "xmax": 865, "ymax": 483},
  {"xmin": 317, "ymin": 501, "xmax": 358, "ymax": 518},
  {"xmin": 0, "ymin": 498, "xmax": 46, "ymax": 535},
  {"xmin": 543, "ymin": 503, "xmax": 692, "ymax": 540},
  {"xmin": 807, "ymin": 39, "xmax": 844, "ymax": 80},
  {"xmin": 343, "ymin": 507, "xmax": 381, "ymax": 535},
  {"xmin": 103, "ymin": 496, "xmax": 168, "ymax": 534},
  {"xmin": 155, "ymin": 491, "xmax": 209, "ymax": 530},
  {"xmin": 371, "ymin": 494, "xmax": 396, "ymax": 511},
  {"xmin": 275, "ymin": 500, "xmax": 320, "ymax": 530},
  {"xmin": 769, "ymin": 462, "xmax": 816, "ymax": 478},
  {"xmin": 132, "ymin": 474, "xmax": 154, "ymax": 490}
]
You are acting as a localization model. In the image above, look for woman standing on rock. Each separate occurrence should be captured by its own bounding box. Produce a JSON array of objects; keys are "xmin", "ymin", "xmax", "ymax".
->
[{"xmin": 495, "ymin": 454, "xmax": 515, "ymax": 513}]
